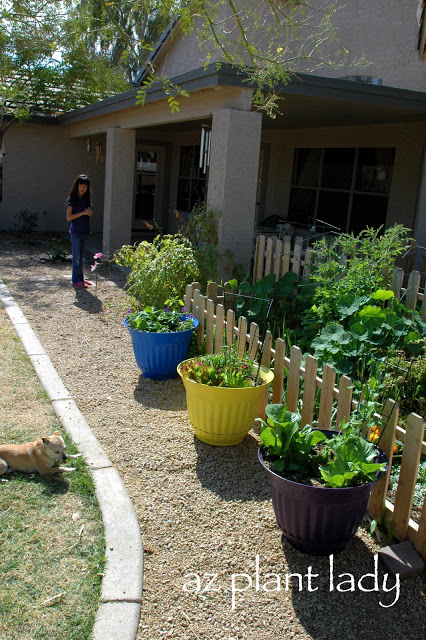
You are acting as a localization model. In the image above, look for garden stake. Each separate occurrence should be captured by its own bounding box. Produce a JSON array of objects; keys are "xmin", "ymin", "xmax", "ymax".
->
[{"xmin": 254, "ymin": 298, "xmax": 274, "ymax": 385}]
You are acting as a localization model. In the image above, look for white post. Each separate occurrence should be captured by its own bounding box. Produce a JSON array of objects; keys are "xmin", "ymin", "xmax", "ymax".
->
[
  {"xmin": 103, "ymin": 127, "xmax": 136, "ymax": 253},
  {"xmin": 207, "ymin": 109, "xmax": 262, "ymax": 276}
]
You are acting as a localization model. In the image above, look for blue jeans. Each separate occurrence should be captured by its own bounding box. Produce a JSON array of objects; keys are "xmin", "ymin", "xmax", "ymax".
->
[{"xmin": 71, "ymin": 233, "xmax": 88, "ymax": 284}]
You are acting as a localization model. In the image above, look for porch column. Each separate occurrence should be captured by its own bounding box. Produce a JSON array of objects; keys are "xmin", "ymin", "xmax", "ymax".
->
[
  {"xmin": 207, "ymin": 109, "xmax": 262, "ymax": 276},
  {"xmin": 103, "ymin": 127, "xmax": 136, "ymax": 253}
]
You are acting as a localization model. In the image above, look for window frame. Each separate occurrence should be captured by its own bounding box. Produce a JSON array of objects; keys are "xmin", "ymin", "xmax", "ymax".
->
[{"xmin": 289, "ymin": 147, "xmax": 395, "ymax": 234}]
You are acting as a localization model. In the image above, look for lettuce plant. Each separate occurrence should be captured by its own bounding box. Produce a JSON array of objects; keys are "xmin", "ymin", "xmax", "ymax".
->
[
  {"xmin": 179, "ymin": 348, "xmax": 264, "ymax": 388},
  {"xmin": 259, "ymin": 404, "xmax": 387, "ymax": 488}
]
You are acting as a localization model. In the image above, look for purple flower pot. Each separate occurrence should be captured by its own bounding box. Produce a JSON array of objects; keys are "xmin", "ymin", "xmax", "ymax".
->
[
  {"xmin": 124, "ymin": 316, "xmax": 198, "ymax": 380},
  {"xmin": 258, "ymin": 430, "xmax": 388, "ymax": 556}
]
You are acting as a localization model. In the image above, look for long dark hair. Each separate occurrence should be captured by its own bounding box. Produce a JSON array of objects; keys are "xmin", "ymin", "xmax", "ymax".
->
[{"xmin": 68, "ymin": 174, "xmax": 91, "ymax": 206}]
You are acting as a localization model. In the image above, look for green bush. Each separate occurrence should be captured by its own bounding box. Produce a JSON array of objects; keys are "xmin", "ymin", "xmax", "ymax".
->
[
  {"xmin": 115, "ymin": 234, "xmax": 200, "ymax": 311},
  {"xmin": 13, "ymin": 209, "xmax": 39, "ymax": 235},
  {"xmin": 306, "ymin": 225, "xmax": 410, "ymax": 329}
]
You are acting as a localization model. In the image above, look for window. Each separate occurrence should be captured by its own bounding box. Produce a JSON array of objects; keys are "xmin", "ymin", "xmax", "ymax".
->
[
  {"xmin": 176, "ymin": 146, "xmax": 206, "ymax": 212},
  {"xmin": 288, "ymin": 147, "xmax": 395, "ymax": 234}
]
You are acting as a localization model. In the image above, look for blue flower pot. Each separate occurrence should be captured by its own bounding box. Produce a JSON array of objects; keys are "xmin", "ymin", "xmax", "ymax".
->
[{"xmin": 124, "ymin": 316, "xmax": 198, "ymax": 380}]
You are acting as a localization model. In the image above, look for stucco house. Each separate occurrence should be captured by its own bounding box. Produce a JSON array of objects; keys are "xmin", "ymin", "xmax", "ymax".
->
[{"xmin": 1, "ymin": 1, "xmax": 425, "ymax": 273}]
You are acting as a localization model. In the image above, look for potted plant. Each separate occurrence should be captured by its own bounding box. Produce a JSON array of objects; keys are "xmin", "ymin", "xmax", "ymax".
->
[
  {"xmin": 177, "ymin": 348, "xmax": 274, "ymax": 446},
  {"xmin": 124, "ymin": 307, "xmax": 198, "ymax": 380},
  {"xmin": 257, "ymin": 404, "xmax": 388, "ymax": 555},
  {"xmin": 115, "ymin": 234, "xmax": 200, "ymax": 380}
]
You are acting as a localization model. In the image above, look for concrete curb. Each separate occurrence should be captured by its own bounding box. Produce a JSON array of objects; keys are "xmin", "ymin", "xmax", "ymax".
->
[{"xmin": 0, "ymin": 278, "xmax": 143, "ymax": 640}]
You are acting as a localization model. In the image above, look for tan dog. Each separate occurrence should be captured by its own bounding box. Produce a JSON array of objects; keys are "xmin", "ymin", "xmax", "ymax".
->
[{"xmin": 0, "ymin": 431, "xmax": 76, "ymax": 476}]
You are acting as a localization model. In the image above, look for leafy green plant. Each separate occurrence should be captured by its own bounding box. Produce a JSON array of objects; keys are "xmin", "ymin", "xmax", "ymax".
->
[
  {"xmin": 179, "ymin": 347, "xmax": 264, "ymax": 388},
  {"xmin": 310, "ymin": 290, "xmax": 426, "ymax": 377},
  {"xmin": 114, "ymin": 234, "xmax": 200, "ymax": 311},
  {"xmin": 319, "ymin": 424, "xmax": 387, "ymax": 488},
  {"xmin": 258, "ymin": 401, "xmax": 387, "ymax": 488},
  {"xmin": 306, "ymin": 224, "xmax": 410, "ymax": 330},
  {"xmin": 381, "ymin": 353, "xmax": 426, "ymax": 418},
  {"xmin": 227, "ymin": 271, "xmax": 315, "ymax": 341},
  {"xmin": 258, "ymin": 405, "xmax": 328, "ymax": 473},
  {"xmin": 48, "ymin": 237, "xmax": 68, "ymax": 261},
  {"xmin": 126, "ymin": 307, "xmax": 194, "ymax": 333}
]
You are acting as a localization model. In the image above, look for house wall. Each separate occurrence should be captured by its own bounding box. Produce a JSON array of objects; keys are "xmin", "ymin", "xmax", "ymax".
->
[
  {"xmin": 2, "ymin": 117, "xmax": 424, "ymax": 253},
  {"xmin": 0, "ymin": 123, "xmax": 106, "ymax": 235},
  {"xmin": 261, "ymin": 122, "xmax": 426, "ymax": 235},
  {"xmin": 155, "ymin": 1, "xmax": 426, "ymax": 92},
  {"xmin": 325, "ymin": 0, "xmax": 426, "ymax": 91}
]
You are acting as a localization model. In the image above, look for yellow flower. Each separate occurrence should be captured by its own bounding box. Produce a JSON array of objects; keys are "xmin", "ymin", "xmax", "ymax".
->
[
  {"xmin": 277, "ymin": 47, "xmax": 283, "ymax": 53},
  {"xmin": 368, "ymin": 426, "xmax": 380, "ymax": 443}
]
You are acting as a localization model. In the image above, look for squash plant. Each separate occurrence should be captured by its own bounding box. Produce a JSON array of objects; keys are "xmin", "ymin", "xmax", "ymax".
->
[{"xmin": 311, "ymin": 290, "xmax": 426, "ymax": 377}]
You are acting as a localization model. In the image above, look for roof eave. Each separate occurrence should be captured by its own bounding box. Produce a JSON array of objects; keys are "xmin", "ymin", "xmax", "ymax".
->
[{"xmin": 57, "ymin": 64, "xmax": 426, "ymax": 126}]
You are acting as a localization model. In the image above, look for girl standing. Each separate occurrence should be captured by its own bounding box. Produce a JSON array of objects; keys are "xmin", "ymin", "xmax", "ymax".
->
[{"xmin": 66, "ymin": 174, "xmax": 93, "ymax": 288}]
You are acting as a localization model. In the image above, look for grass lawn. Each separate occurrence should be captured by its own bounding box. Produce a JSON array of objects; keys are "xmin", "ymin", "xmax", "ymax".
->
[{"xmin": 0, "ymin": 309, "xmax": 105, "ymax": 640}]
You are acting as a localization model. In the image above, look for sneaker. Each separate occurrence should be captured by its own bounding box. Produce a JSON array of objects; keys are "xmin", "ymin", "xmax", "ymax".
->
[
  {"xmin": 72, "ymin": 282, "xmax": 88, "ymax": 288},
  {"xmin": 83, "ymin": 280, "xmax": 93, "ymax": 286}
]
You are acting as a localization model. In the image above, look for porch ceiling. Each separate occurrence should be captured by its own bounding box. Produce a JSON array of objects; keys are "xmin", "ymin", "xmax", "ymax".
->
[
  {"xmin": 140, "ymin": 90, "xmax": 426, "ymax": 133},
  {"xmin": 261, "ymin": 92, "xmax": 426, "ymax": 129}
]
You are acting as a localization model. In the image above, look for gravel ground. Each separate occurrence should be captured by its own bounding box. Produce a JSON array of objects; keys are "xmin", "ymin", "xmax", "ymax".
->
[{"xmin": 1, "ymin": 234, "xmax": 425, "ymax": 640}]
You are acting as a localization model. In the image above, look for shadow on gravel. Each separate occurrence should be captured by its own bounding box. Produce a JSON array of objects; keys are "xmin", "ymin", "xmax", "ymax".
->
[
  {"xmin": 133, "ymin": 375, "xmax": 187, "ymax": 411},
  {"xmin": 194, "ymin": 433, "xmax": 272, "ymax": 502},
  {"xmin": 73, "ymin": 288, "xmax": 103, "ymax": 313},
  {"xmin": 287, "ymin": 533, "xmax": 426, "ymax": 640}
]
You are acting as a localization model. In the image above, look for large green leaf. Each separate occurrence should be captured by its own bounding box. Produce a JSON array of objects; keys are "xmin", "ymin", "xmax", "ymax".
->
[
  {"xmin": 371, "ymin": 290, "xmax": 395, "ymax": 301},
  {"xmin": 265, "ymin": 404, "xmax": 300, "ymax": 425},
  {"xmin": 337, "ymin": 294, "xmax": 370, "ymax": 319},
  {"xmin": 358, "ymin": 306, "xmax": 386, "ymax": 329},
  {"xmin": 277, "ymin": 271, "xmax": 298, "ymax": 297},
  {"xmin": 404, "ymin": 331, "xmax": 425, "ymax": 356}
]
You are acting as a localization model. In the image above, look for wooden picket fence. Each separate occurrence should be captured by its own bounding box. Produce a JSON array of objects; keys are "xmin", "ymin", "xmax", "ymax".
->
[
  {"xmin": 184, "ymin": 281, "xmax": 426, "ymax": 561},
  {"xmin": 391, "ymin": 266, "xmax": 426, "ymax": 317},
  {"xmin": 253, "ymin": 234, "xmax": 426, "ymax": 319},
  {"xmin": 253, "ymin": 234, "xmax": 310, "ymax": 283}
]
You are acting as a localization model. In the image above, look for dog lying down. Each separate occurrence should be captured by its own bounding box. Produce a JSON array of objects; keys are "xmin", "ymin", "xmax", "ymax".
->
[{"xmin": 0, "ymin": 431, "xmax": 79, "ymax": 476}]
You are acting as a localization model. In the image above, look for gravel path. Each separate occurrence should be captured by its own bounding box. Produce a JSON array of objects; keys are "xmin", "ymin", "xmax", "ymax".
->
[{"xmin": 1, "ymin": 235, "xmax": 425, "ymax": 640}]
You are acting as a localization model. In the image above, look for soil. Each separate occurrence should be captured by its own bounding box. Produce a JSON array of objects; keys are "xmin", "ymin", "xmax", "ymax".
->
[{"xmin": 1, "ymin": 232, "xmax": 425, "ymax": 640}]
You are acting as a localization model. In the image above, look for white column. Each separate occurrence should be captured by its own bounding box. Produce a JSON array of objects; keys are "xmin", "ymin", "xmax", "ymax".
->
[
  {"xmin": 207, "ymin": 109, "xmax": 262, "ymax": 276},
  {"xmin": 103, "ymin": 128, "xmax": 136, "ymax": 253}
]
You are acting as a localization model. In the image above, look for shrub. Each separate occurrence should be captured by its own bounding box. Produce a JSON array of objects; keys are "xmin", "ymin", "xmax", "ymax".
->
[
  {"xmin": 13, "ymin": 209, "xmax": 39, "ymax": 235},
  {"xmin": 306, "ymin": 225, "xmax": 410, "ymax": 329},
  {"xmin": 115, "ymin": 234, "xmax": 200, "ymax": 311}
]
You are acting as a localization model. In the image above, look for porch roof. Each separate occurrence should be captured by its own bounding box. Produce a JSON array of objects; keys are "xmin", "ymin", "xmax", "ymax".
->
[{"xmin": 58, "ymin": 63, "xmax": 426, "ymax": 130}]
